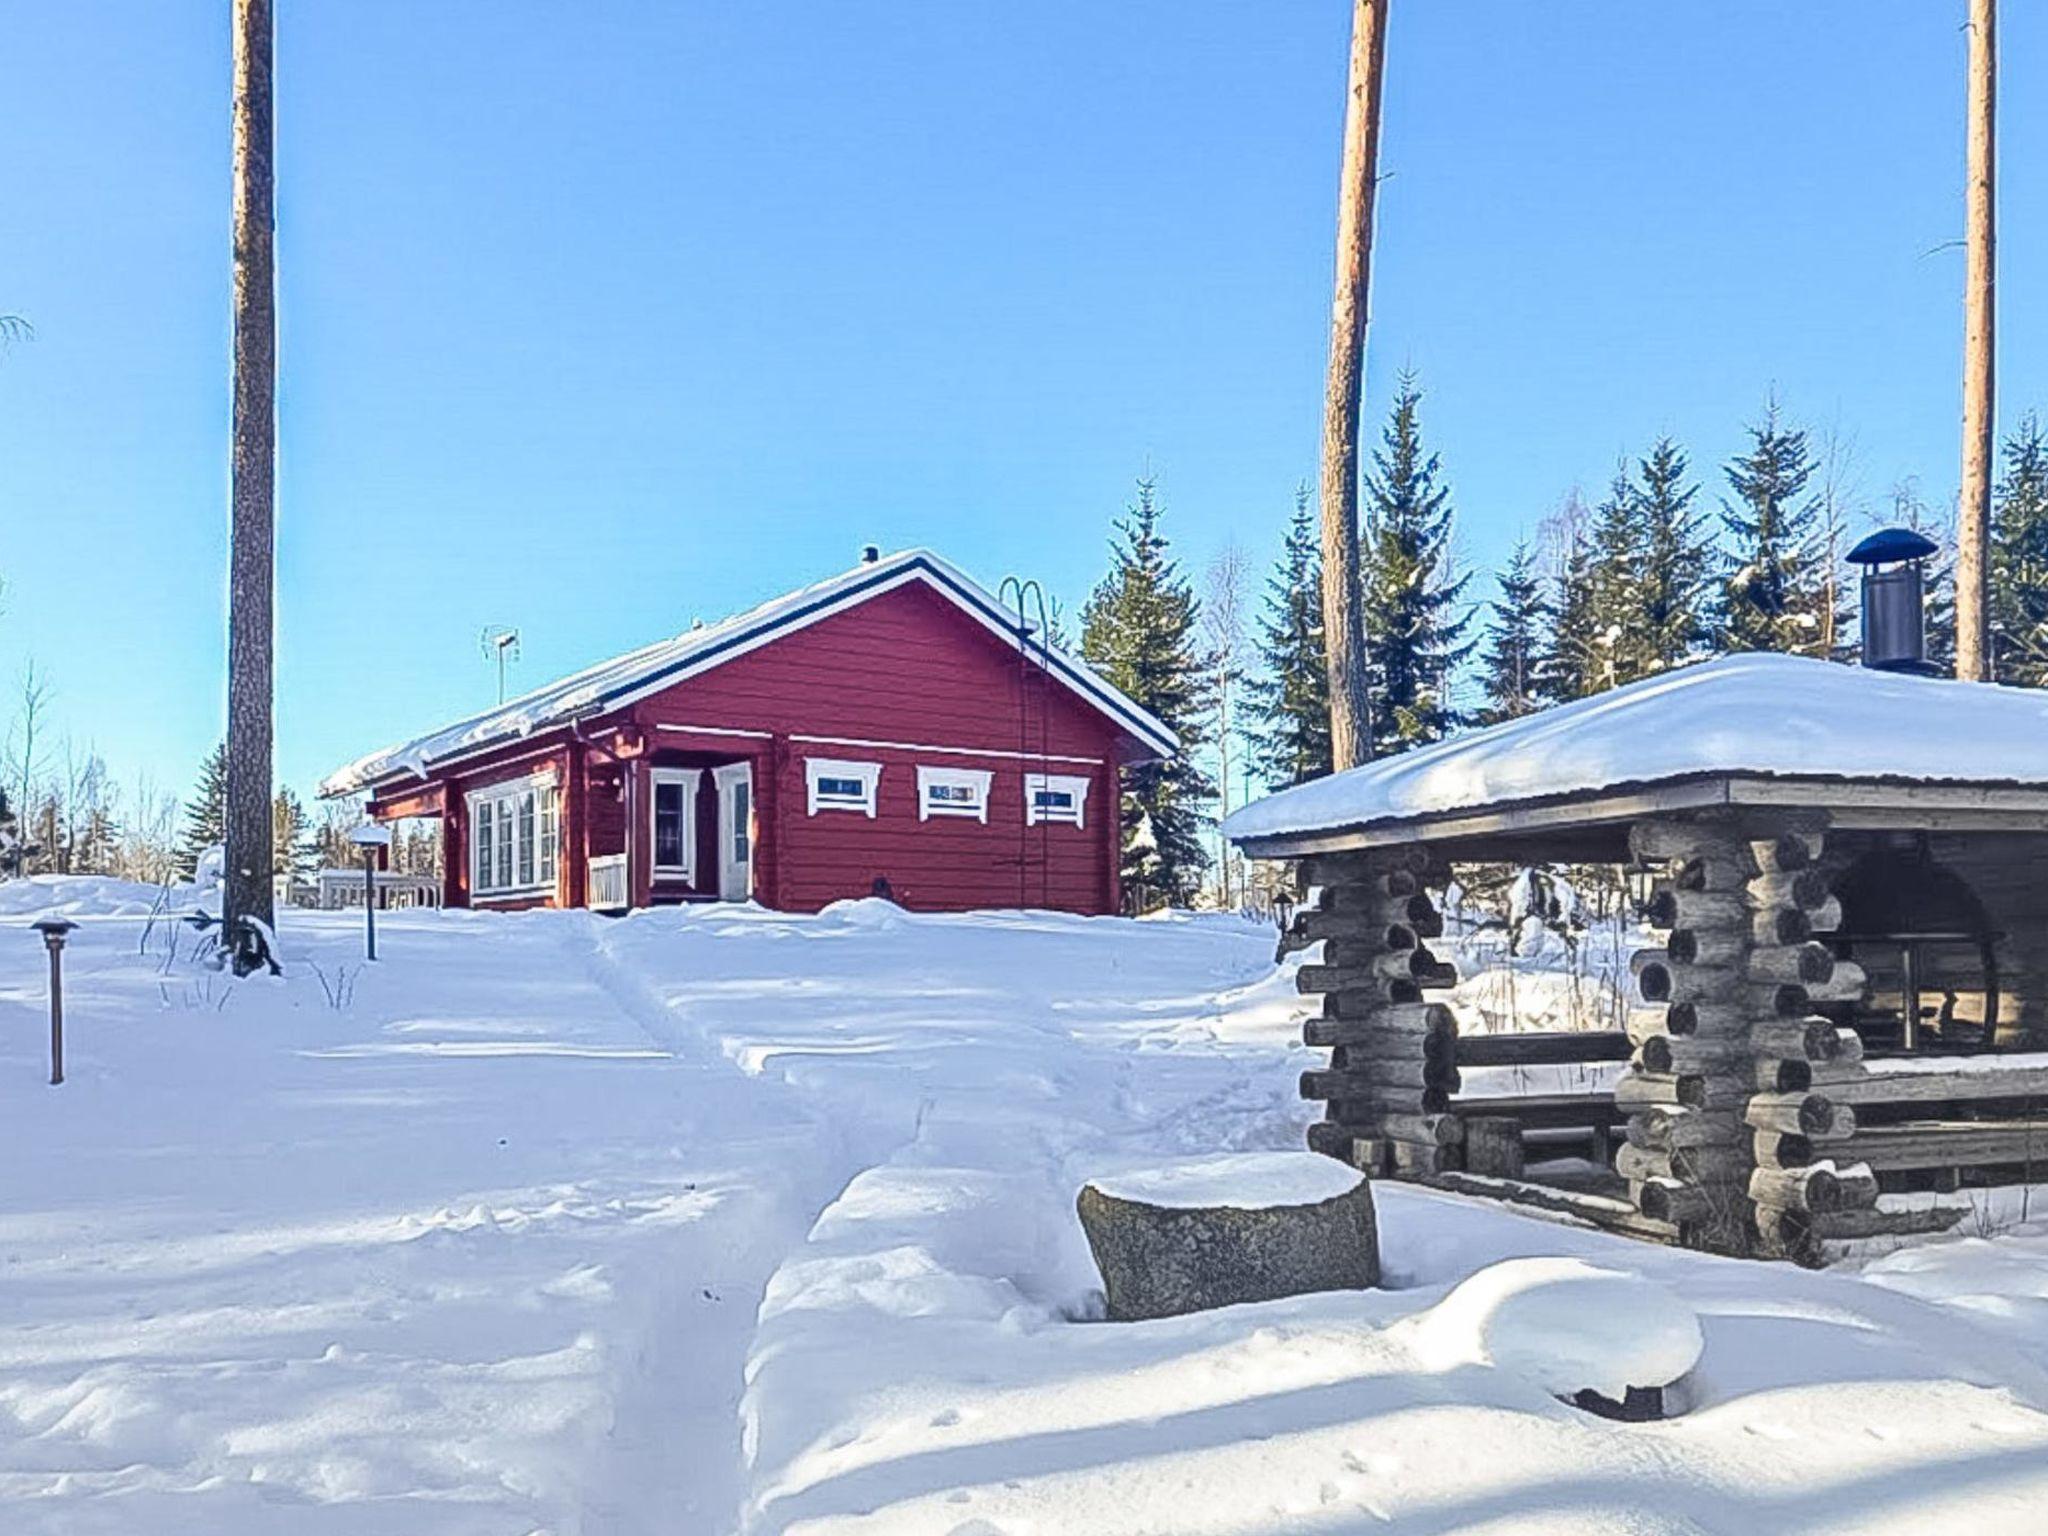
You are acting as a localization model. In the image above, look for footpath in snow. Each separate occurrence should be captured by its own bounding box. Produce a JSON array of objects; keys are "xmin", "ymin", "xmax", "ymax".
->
[{"xmin": 4, "ymin": 880, "xmax": 2048, "ymax": 1534}]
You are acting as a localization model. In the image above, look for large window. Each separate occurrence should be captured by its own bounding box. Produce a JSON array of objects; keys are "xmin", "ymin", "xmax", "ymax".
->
[
  {"xmin": 1023, "ymin": 772, "xmax": 1090, "ymax": 829},
  {"xmin": 468, "ymin": 773, "xmax": 560, "ymax": 898},
  {"xmin": 917, "ymin": 765, "xmax": 992, "ymax": 823},
  {"xmin": 806, "ymin": 757, "xmax": 882, "ymax": 817},
  {"xmin": 651, "ymin": 767, "xmax": 702, "ymax": 881}
]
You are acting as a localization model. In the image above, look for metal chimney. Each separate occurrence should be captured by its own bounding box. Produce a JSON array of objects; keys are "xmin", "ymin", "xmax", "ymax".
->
[{"xmin": 1847, "ymin": 527, "xmax": 1941, "ymax": 675}]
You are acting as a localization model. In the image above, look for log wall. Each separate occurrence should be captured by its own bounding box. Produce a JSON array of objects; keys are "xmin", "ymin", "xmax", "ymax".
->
[
  {"xmin": 1288, "ymin": 816, "xmax": 2042, "ymax": 1264},
  {"xmin": 1292, "ymin": 847, "xmax": 1464, "ymax": 1178},
  {"xmin": 1618, "ymin": 813, "xmax": 1879, "ymax": 1255}
]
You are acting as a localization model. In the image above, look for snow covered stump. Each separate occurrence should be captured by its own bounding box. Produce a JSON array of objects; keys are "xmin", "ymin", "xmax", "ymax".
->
[
  {"xmin": 1410, "ymin": 1258, "xmax": 1704, "ymax": 1422},
  {"xmin": 1076, "ymin": 1153, "xmax": 1378, "ymax": 1322}
]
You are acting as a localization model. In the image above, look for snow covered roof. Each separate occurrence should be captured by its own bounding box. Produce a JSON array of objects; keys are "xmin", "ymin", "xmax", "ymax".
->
[
  {"xmin": 322, "ymin": 549, "xmax": 1176, "ymax": 797},
  {"xmin": 1224, "ymin": 652, "xmax": 2048, "ymax": 850}
]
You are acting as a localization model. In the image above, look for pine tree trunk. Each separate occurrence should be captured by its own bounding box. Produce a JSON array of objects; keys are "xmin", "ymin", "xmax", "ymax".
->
[
  {"xmin": 1957, "ymin": 0, "xmax": 1996, "ymax": 682},
  {"xmin": 225, "ymin": 0, "xmax": 277, "ymax": 970},
  {"xmin": 1318, "ymin": 0, "xmax": 1389, "ymax": 770}
]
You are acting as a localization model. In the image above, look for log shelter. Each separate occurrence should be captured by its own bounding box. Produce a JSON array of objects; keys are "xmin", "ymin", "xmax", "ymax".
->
[{"xmin": 1226, "ymin": 653, "xmax": 2048, "ymax": 1262}]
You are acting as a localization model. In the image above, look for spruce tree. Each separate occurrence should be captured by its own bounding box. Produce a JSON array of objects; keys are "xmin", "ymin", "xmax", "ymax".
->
[
  {"xmin": 1080, "ymin": 479, "xmax": 1215, "ymax": 911},
  {"xmin": 1720, "ymin": 401, "xmax": 1830, "ymax": 655},
  {"xmin": 1991, "ymin": 412, "xmax": 2048, "ymax": 686},
  {"xmin": 1361, "ymin": 375, "xmax": 1472, "ymax": 751},
  {"xmin": 1478, "ymin": 538, "xmax": 1547, "ymax": 723},
  {"xmin": 1245, "ymin": 485, "xmax": 1333, "ymax": 787},
  {"xmin": 178, "ymin": 743, "xmax": 229, "ymax": 878},
  {"xmin": 1539, "ymin": 507, "xmax": 1602, "ymax": 704},
  {"xmin": 1586, "ymin": 464, "xmax": 1644, "ymax": 689},
  {"xmin": 273, "ymin": 788, "xmax": 315, "ymax": 881},
  {"xmin": 0, "ymin": 784, "xmax": 19, "ymax": 877},
  {"xmin": 1634, "ymin": 437, "xmax": 1715, "ymax": 675}
]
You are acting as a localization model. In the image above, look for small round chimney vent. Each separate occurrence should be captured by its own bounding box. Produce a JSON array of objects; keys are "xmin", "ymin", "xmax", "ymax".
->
[
  {"xmin": 1847, "ymin": 527, "xmax": 1941, "ymax": 676},
  {"xmin": 861, "ymin": 545, "xmax": 881, "ymax": 564}
]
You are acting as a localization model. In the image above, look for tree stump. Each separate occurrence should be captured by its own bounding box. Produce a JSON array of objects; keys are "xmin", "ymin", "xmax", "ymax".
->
[{"xmin": 1077, "ymin": 1153, "xmax": 1379, "ymax": 1321}]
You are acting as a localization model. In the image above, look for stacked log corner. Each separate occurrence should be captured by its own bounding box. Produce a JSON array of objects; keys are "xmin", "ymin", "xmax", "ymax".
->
[
  {"xmin": 1623, "ymin": 816, "xmax": 1877, "ymax": 1259},
  {"xmin": 1293, "ymin": 847, "xmax": 1461, "ymax": 1178}
]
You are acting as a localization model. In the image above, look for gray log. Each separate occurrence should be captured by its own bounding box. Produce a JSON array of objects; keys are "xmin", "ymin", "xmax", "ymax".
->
[
  {"xmin": 1463, "ymin": 1115, "xmax": 1525, "ymax": 1179},
  {"xmin": 1745, "ymin": 1092, "xmax": 1852, "ymax": 1139},
  {"xmin": 1747, "ymin": 943, "xmax": 1836, "ymax": 987}
]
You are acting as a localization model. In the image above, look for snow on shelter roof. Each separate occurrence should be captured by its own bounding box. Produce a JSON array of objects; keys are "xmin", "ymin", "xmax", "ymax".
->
[
  {"xmin": 1223, "ymin": 652, "xmax": 2048, "ymax": 848},
  {"xmin": 322, "ymin": 549, "xmax": 1177, "ymax": 797}
]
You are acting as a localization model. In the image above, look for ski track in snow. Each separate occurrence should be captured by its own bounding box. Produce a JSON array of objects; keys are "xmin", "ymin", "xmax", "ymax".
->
[{"xmin": 4, "ymin": 881, "xmax": 2048, "ymax": 1534}]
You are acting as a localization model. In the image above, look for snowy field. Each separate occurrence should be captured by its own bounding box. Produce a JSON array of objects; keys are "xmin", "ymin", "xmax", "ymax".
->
[{"xmin": 3, "ymin": 879, "xmax": 2048, "ymax": 1534}]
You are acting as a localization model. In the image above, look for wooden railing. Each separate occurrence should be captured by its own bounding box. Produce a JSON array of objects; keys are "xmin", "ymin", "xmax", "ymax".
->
[{"xmin": 589, "ymin": 854, "xmax": 629, "ymax": 912}]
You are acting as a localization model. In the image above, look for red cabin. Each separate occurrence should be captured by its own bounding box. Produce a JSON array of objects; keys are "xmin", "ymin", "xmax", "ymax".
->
[{"xmin": 320, "ymin": 549, "xmax": 1174, "ymax": 915}]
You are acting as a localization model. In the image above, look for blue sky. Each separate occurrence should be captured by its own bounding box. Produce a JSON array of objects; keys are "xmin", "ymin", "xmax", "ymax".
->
[{"xmin": 1, "ymin": 2, "xmax": 2041, "ymax": 805}]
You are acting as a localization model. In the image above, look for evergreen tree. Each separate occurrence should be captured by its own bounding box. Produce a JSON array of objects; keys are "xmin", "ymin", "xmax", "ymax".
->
[
  {"xmin": 1586, "ymin": 463, "xmax": 1644, "ymax": 689},
  {"xmin": 0, "ymin": 783, "xmax": 19, "ymax": 877},
  {"xmin": 273, "ymin": 787, "xmax": 315, "ymax": 881},
  {"xmin": 1478, "ymin": 537, "xmax": 1546, "ymax": 723},
  {"xmin": 1991, "ymin": 412, "xmax": 2048, "ymax": 686},
  {"xmin": 178, "ymin": 743, "xmax": 228, "ymax": 877},
  {"xmin": 1538, "ymin": 501, "xmax": 1602, "ymax": 703},
  {"xmin": 1361, "ymin": 375, "xmax": 1472, "ymax": 751},
  {"xmin": 1245, "ymin": 484, "xmax": 1333, "ymax": 787},
  {"xmin": 1720, "ymin": 401, "xmax": 1830, "ymax": 655},
  {"xmin": 1634, "ymin": 437, "xmax": 1715, "ymax": 675},
  {"xmin": 1080, "ymin": 478, "xmax": 1216, "ymax": 911}
]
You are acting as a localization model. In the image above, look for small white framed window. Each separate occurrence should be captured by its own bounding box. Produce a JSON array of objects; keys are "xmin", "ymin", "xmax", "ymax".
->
[
  {"xmin": 1023, "ymin": 772, "xmax": 1090, "ymax": 828},
  {"xmin": 806, "ymin": 757, "xmax": 882, "ymax": 817},
  {"xmin": 917, "ymin": 765, "xmax": 992, "ymax": 823},
  {"xmin": 468, "ymin": 771, "xmax": 560, "ymax": 898},
  {"xmin": 650, "ymin": 767, "xmax": 702, "ymax": 880}
]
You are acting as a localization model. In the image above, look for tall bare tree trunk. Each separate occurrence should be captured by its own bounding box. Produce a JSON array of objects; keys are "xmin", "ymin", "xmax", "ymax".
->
[
  {"xmin": 226, "ymin": 0, "xmax": 277, "ymax": 970},
  {"xmin": 1318, "ymin": 0, "xmax": 1389, "ymax": 770},
  {"xmin": 1957, "ymin": 0, "xmax": 1996, "ymax": 681}
]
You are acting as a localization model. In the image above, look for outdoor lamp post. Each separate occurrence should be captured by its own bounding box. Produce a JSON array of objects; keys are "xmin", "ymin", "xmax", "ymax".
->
[
  {"xmin": 30, "ymin": 917, "xmax": 77, "ymax": 1086},
  {"xmin": 350, "ymin": 823, "xmax": 393, "ymax": 961}
]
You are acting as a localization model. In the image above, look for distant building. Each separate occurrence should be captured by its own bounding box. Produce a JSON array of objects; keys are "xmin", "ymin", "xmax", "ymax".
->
[{"xmin": 321, "ymin": 550, "xmax": 1173, "ymax": 915}]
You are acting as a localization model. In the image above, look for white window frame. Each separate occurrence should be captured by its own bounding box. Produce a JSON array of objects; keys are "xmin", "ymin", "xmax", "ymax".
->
[
  {"xmin": 806, "ymin": 756, "xmax": 882, "ymax": 818},
  {"xmin": 649, "ymin": 767, "xmax": 702, "ymax": 882},
  {"xmin": 917, "ymin": 765, "xmax": 992, "ymax": 823},
  {"xmin": 1023, "ymin": 772, "xmax": 1090, "ymax": 828},
  {"xmin": 467, "ymin": 771, "xmax": 560, "ymax": 899}
]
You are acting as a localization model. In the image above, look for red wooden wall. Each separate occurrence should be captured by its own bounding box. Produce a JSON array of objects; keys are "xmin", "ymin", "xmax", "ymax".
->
[
  {"xmin": 381, "ymin": 577, "xmax": 1142, "ymax": 916},
  {"xmin": 634, "ymin": 580, "xmax": 1129, "ymax": 914}
]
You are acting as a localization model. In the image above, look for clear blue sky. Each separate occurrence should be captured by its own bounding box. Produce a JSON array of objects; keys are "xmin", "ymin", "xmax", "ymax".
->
[{"xmin": 1, "ymin": 2, "xmax": 2041, "ymax": 805}]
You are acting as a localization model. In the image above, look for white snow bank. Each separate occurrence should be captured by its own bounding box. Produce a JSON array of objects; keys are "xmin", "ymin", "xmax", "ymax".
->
[
  {"xmin": 1087, "ymin": 1151, "xmax": 1362, "ymax": 1209},
  {"xmin": 1226, "ymin": 652, "xmax": 2048, "ymax": 842},
  {"xmin": 0, "ymin": 874, "xmax": 177, "ymax": 917},
  {"xmin": 1406, "ymin": 1257, "xmax": 1704, "ymax": 1400}
]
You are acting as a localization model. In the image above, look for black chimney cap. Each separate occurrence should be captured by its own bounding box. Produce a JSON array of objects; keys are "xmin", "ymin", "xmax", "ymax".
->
[
  {"xmin": 860, "ymin": 545, "xmax": 881, "ymax": 564},
  {"xmin": 1847, "ymin": 527, "xmax": 1938, "ymax": 566}
]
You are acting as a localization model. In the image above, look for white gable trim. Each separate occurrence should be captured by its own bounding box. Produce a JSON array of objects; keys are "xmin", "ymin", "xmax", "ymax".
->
[{"xmin": 600, "ymin": 560, "xmax": 1176, "ymax": 758}]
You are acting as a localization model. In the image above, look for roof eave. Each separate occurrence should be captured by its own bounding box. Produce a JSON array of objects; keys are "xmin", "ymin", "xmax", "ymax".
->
[{"xmin": 1231, "ymin": 771, "xmax": 2048, "ymax": 860}]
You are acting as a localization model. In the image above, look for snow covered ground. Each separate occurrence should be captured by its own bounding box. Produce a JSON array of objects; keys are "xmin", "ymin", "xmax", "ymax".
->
[{"xmin": 3, "ymin": 879, "xmax": 2048, "ymax": 1534}]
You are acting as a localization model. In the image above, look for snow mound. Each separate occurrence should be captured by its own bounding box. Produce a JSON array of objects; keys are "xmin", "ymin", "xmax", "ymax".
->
[
  {"xmin": 1407, "ymin": 1256, "xmax": 1703, "ymax": 1401},
  {"xmin": 0, "ymin": 874, "xmax": 176, "ymax": 918},
  {"xmin": 1088, "ymin": 1152, "xmax": 1363, "ymax": 1210},
  {"xmin": 818, "ymin": 896, "xmax": 910, "ymax": 931}
]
